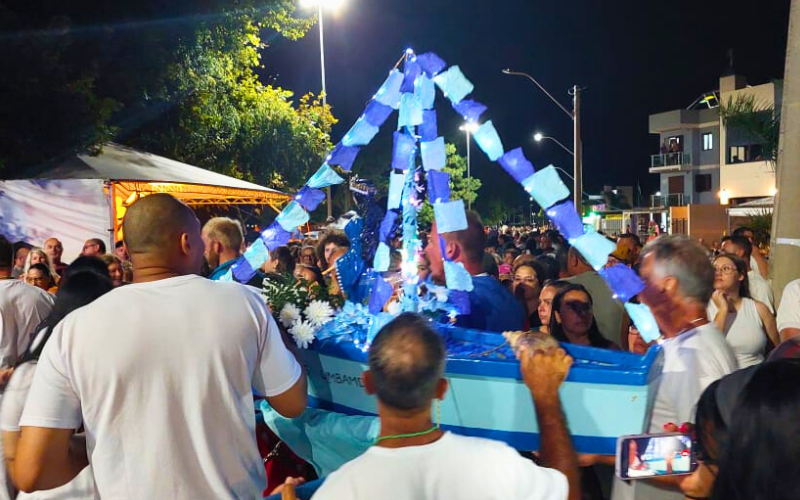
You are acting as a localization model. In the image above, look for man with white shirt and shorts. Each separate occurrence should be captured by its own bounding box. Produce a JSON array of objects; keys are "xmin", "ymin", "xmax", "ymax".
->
[
  {"xmin": 0, "ymin": 281, "xmax": 54, "ymax": 384},
  {"xmin": 610, "ymin": 235, "xmax": 737, "ymax": 500},
  {"xmin": 14, "ymin": 193, "xmax": 307, "ymax": 498},
  {"xmin": 311, "ymin": 312, "xmax": 580, "ymax": 500}
]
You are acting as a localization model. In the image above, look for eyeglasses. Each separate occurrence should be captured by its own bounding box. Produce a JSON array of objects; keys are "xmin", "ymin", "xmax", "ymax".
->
[{"xmin": 714, "ymin": 265, "xmax": 737, "ymax": 275}]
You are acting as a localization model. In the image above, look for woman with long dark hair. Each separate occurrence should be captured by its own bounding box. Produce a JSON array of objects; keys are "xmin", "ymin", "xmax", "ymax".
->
[
  {"xmin": 1, "ymin": 265, "xmax": 113, "ymax": 498},
  {"xmin": 512, "ymin": 260, "xmax": 546, "ymax": 330},
  {"xmin": 708, "ymin": 253, "xmax": 779, "ymax": 367},
  {"xmin": 548, "ymin": 283, "xmax": 618, "ymax": 349}
]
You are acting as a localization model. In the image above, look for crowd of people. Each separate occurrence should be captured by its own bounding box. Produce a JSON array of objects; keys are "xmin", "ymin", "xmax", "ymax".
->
[{"xmin": 0, "ymin": 192, "xmax": 799, "ymax": 500}]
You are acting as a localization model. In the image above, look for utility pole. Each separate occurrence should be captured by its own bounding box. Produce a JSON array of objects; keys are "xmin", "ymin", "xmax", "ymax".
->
[
  {"xmin": 771, "ymin": 0, "xmax": 800, "ymax": 305},
  {"xmin": 573, "ymin": 85, "xmax": 583, "ymax": 215}
]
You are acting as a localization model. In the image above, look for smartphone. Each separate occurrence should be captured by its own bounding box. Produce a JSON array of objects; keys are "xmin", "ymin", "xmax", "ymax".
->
[{"xmin": 616, "ymin": 433, "xmax": 697, "ymax": 480}]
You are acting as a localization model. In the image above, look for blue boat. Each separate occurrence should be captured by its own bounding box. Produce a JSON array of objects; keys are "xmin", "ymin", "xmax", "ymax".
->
[{"xmin": 300, "ymin": 323, "xmax": 664, "ymax": 455}]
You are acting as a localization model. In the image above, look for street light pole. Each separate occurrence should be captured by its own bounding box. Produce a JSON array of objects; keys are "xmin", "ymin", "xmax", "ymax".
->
[
  {"xmin": 316, "ymin": 5, "xmax": 334, "ymax": 220},
  {"xmin": 573, "ymin": 85, "xmax": 583, "ymax": 215},
  {"xmin": 534, "ymin": 133, "xmax": 574, "ymax": 156},
  {"xmin": 459, "ymin": 122, "xmax": 479, "ymax": 210}
]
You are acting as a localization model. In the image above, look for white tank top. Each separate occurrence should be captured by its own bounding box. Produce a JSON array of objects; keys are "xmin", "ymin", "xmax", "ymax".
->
[{"xmin": 707, "ymin": 297, "xmax": 765, "ymax": 368}]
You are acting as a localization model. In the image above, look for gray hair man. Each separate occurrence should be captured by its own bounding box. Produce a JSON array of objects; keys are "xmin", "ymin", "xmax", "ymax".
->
[
  {"xmin": 611, "ymin": 235, "xmax": 737, "ymax": 500},
  {"xmin": 312, "ymin": 312, "xmax": 581, "ymax": 500}
]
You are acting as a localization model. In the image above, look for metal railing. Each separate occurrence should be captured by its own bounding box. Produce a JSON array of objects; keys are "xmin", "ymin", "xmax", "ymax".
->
[
  {"xmin": 650, "ymin": 193, "xmax": 691, "ymax": 207},
  {"xmin": 651, "ymin": 152, "xmax": 692, "ymax": 168}
]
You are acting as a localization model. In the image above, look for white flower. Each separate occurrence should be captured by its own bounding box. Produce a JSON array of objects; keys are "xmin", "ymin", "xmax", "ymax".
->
[
  {"xmin": 304, "ymin": 300, "xmax": 335, "ymax": 327},
  {"xmin": 289, "ymin": 319, "xmax": 316, "ymax": 349},
  {"xmin": 279, "ymin": 303, "xmax": 302, "ymax": 328},
  {"xmin": 385, "ymin": 300, "xmax": 401, "ymax": 315}
]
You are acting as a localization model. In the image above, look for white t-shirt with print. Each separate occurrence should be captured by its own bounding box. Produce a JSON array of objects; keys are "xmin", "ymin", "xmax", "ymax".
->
[
  {"xmin": 311, "ymin": 431, "xmax": 568, "ymax": 500},
  {"xmin": 0, "ymin": 281, "xmax": 54, "ymax": 368},
  {"xmin": 1, "ymin": 360, "xmax": 98, "ymax": 500},
  {"xmin": 777, "ymin": 279, "xmax": 800, "ymax": 334},
  {"xmin": 20, "ymin": 275, "xmax": 302, "ymax": 500}
]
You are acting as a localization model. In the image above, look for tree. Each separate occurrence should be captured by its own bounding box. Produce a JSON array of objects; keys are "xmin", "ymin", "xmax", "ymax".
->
[
  {"xmin": 719, "ymin": 93, "xmax": 781, "ymax": 168},
  {"xmin": 0, "ymin": 1, "xmax": 332, "ymax": 191},
  {"xmin": 417, "ymin": 143, "xmax": 482, "ymax": 228}
]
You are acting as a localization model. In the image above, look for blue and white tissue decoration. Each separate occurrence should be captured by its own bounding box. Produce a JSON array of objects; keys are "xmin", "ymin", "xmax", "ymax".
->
[
  {"xmin": 522, "ymin": 165, "xmax": 570, "ymax": 209},
  {"xmin": 472, "ymin": 120, "xmax": 504, "ymax": 161}
]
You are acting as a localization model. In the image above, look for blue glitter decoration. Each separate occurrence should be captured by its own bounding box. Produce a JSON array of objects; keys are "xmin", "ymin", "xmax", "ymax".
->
[
  {"xmin": 599, "ymin": 264, "xmax": 646, "ymax": 303},
  {"xmin": 391, "ymin": 131, "xmax": 417, "ymax": 171},
  {"xmin": 497, "ymin": 148, "xmax": 535, "ymax": 184},
  {"xmin": 363, "ymin": 100, "xmax": 394, "ymax": 128},
  {"xmin": 419, "ymin": 110, "xmax": 438, "ymax": 142},
  {"xmin": 545, "ymin": 201, "xmax": 585, "ymax": 242},
  {"xmin": 416, "ymin": 52, "xmax": 447, "ymax": 77},
  {"xmin": 326, "ymin": 143, "xmax": 360, "ymax": 171},
  {"xmin": 374, "ymin": 69, "xmax": 403, "ymax": 109},
  {"xmin": 452, "ymin": 99, "xmax": 487, "ymax": 123}
]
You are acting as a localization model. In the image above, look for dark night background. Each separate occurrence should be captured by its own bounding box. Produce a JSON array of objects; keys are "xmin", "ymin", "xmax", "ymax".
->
[{"xmin": 262, "ymin": 0, "xmax": 790, "ymax": 213}]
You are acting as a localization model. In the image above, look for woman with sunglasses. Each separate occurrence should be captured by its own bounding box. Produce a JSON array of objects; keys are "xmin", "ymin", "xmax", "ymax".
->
[
  {"xmin": 548, "ymin": 283, "xmax": 619, "ymax": 349},
  {"xmin": 708, "ymin": 253, "xmax": 779, "ymax": 368}
]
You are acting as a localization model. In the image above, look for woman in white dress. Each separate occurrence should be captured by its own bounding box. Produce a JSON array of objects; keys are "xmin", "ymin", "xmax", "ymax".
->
[{"xmin": 708, "ymin": 253, "xmax": 779, "ymax": 368}]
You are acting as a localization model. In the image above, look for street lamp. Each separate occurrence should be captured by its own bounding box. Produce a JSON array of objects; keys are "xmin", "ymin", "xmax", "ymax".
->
[
  {"xmin": 459, "ymin": 122, "xmax": 480, "ymax": 210},
  {"xmin": 302, "ymin": 0, "xmax": 345, "ymax": 219},
  {"xmin": 503, "ymin": 68, "xmax": 583, "ymax": 215},
  {"xmin": 533, "ymin": 132, "xmax": 574, "ymax": 156}
]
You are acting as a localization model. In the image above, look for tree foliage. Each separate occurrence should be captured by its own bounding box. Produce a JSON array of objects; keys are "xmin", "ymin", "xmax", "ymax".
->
[
  {"xmin": 719, "ymin": 93, "xmax": 780, "ymax": 168},
  {"xmin": 417, "ymin": 143, "xmax": 482, "ymax": 228},
  {"xmin": 0, "ymin": 1, "xmax": 332, "ymax": 189}
]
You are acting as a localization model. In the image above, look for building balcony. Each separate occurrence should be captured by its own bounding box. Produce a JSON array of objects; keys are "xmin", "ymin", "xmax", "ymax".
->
[
  {"xmin": 650, "ymin": 152, "xmax": 692, "ymax": 170},
  {"xmin": 650, "ymin": 193, "xmax": 691, "ymax": 208}
]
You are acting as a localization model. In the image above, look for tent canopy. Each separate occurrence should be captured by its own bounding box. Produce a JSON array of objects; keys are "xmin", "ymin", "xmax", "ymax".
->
[{"xmin": 19, "ymin": 143, "xmax": 290, "ymax": 210}]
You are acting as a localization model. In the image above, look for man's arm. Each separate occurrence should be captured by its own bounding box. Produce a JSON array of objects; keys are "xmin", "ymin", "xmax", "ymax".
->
[
  {"xmin": 266, "ymin": 375, "xmax": 307, "ymax": 418},
  {"xmin": 518, "ymin": 347, "xmax": 580, "ymax": 500},
  {"xmin": 13, "ymin": 427, "xmax": 87, "ymax": 492}
]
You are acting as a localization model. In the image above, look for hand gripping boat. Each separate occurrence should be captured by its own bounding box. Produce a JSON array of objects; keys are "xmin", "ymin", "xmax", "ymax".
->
[{"xmin": 299, "ymin": 322, "xmax": 664, "ymax": 455}]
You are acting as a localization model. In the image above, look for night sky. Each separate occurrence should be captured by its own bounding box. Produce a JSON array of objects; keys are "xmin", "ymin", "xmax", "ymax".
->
[{"xmin": 263, "ymin": 0, "xmax": 790, "ymax": 211}]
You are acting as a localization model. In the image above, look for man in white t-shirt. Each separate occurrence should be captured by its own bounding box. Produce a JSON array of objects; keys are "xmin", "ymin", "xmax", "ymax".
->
[
  {"xmin": 14, "ymin": 193, "xmax": 307, "ymax": 498},
  {"xmin": 311, "ymin": 312, "xmax": 580, "ymax": 500},
  {"xmin": 609, "ymin": 235, "xmax": 737, "ymax": 500},
  {"xmin": 777, "ymin": 278, "xmax": 800, "ymax": 341},
  {"xmin": 0, "ymin": 281, "xmax": 54, "ymax": 373}
]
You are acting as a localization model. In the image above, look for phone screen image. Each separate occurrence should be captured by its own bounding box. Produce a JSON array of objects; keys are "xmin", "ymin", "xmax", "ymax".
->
[{"xmin": 617, "ymin": 433, "xmax": 696, "ymax": 479}]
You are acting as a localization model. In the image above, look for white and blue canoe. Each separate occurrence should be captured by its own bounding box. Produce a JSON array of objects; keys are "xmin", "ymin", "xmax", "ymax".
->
[{"xmin": 299, "ymin": 324, "xmax": 664, "ymax": 455}]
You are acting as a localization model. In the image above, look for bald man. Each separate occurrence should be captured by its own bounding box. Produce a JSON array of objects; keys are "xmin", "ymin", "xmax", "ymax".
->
[
  {"xmin": 16, "ymin": 194, "xmax": 307, "ymax": 498},
  {"xmin": 42, "ymin": 238, "xmax": 67, "ymax": 276}
]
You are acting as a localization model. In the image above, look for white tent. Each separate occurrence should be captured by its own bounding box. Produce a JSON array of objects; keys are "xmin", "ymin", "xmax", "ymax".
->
[{"xmin": 0, "ymin": 143, "xmax": 290, "ymax": 261}]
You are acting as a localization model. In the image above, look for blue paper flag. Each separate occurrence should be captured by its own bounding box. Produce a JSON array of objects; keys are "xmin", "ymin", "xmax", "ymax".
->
[
  {"xmin": 625, "ymin": 303, "xmax": 662, "ymax": 343},
  {"xmin": 599, "ymin": 264, "xmax": 646, "ymax": 303},
  {"xmin": 369, "ymin": 275, "xmax": 395, "ymax": 314},
  {"xmin": 398, "ymin": 93, "xmax": 423, "ymax": 128},
  {"xmin": 335, "ymin": 248, "xmax": 365, "ymax": 295},
  {"xmin": 307, "ymin": 163, "xmax": 345, "ymax": 189},
  {"xmin": 326, "ymin": 143, "xmax": 360, "ymax": 171},
  {"xmin": 260, "ymin": 221, "xmax": 292, "ymax": 251},
  {"xmin": 433, "ymin": 65, "xmax": 474, "ymax": 104},
  {"xmin": 472, "ymin": 120, "xmax": 504, "ymax": 161},
  {"xmin": 419, "ymin": 110, "xmax": 438, "ymax": 142},
  {"xmin": 343, "ymin": 217, "xmax": 365, "ymax": 255},
  {"xmin": 401, "ymin": 59, "xmax": 422, "ymax": 93},
  {"xmin": 379, "ymin": 210, "xmax": 398, "ymax": 243},
  {"xmin": 294, "ymin": 186, "xmax": 326, "ymax": 212},
  {"xmin": 416, "ymin": 52, "xmax": 447, "ymax": 77},
  {"xmin": 421, "ymin": 137, "xmax": 446, "ymax": 171},
  {"xmin": 444, "ymin": 260, "xmax": 474, "ymax": 292},
  {"xmin": 497, "ymin": 148, "xmax": 535, "ymax": 184},
  {"xmin": 427, "ymin": 170, "xmax": 451, "ymax": 204},
  {"xmin": 415, "ymin": 76, "xmax": 436, "ymax": 110},
  {"xmin": 363, "ymin": 100, "xmax": 394, "ymax": 128},
  {"xmin": 275, "ymin": 201, "xmax": 310, "ymax": 232},
  {"xmin": 373, "ymin": 242, "xmax": 391, "ymax": 272},
  {"xmin": 342, "ymin": 117, "xmax": 380, "ymax": 147},
  {"xmin": 452, "ymin": 99, "xmax": 487, "ymax": 123},
  {"xmin": 448, "ymin": 289, "xmax": 471, "ymax": 315},
  {"xmin": 521, "ymin": 165, "xmax": 571, "ymax": 209},
  {"xmin": 433, "ymin": 200, "xmax": 468, "ymax": 234},
  {"xmin": 374, "ymin": 69, "xmax": 403, "ymax": 109},
  {"xmin": 572, "ymin": 231, "xmax": 616, "ymax": 270},
  {"xmin": 243, "ymin": 238, "xmax": 269, "ymax": 271},
  {"xmin": 387, "ymin": 172, "xmax": 405, "ymax": 210},
  {"xmin": 391, "ymin": 131, "xmax": 417, "ymax": 170},
  {"xmin": 545, "ymin": 201, "xmax": 585, "ymax": 242},
  {"xmin": 231, "ymin": 257, "xmax": 256, "ymax": 283}
]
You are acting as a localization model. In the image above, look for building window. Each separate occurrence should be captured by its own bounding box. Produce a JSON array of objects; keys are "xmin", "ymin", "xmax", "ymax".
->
[
  {"xmin": 695, "ymin": 174, "xmax": 712, "ymax": 193},
  {"xmin": 702, "ymin": 133, "xmax": 713, "ymax": 151}
]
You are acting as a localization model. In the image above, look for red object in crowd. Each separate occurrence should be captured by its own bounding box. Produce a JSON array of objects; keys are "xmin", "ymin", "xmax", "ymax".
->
[{"xmin": 255, "ymin": 420, "xmax": 317, "ymax": 495}]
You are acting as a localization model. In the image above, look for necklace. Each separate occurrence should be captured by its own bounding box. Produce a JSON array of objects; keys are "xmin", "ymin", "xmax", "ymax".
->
[{"xmin": 374, "ymin": 425, "xmax": 439, "ymax": 444}]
